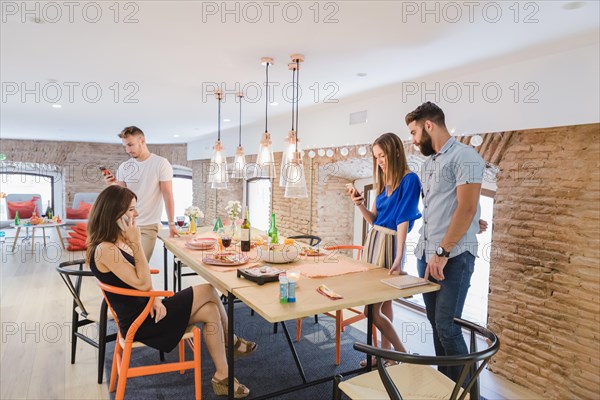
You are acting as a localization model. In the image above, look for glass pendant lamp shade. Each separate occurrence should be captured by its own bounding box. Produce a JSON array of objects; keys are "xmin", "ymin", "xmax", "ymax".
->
[
  {"xmin": 232, "ymin": 145, "xmax": 246, "ymax": 179},
  {"xmin": 256, "ymin": 131, "xmax": 276, "ymax": 178},
  {"xmin": 210, "ymin": 90, "xmax": 227, "ymax": 189},
  {"xmin": 280, "ymin": 130, "xmax": 298, "ymax": 187},
  {"xmin": 231, "ymin": 92, "xmax": 246, "ymax": 179},
  {"xmin": 210, "ymin": 139, "xmax": 228, "ymax": 189},
  {"xmin": 284, "ymin": 54, "xmax": 308, "ymax": 198},
  {"xmin": 284, "ymin": 151, "xmax": 308, "ymax": 198},
  {"xmin": 256, "ymin": 57, "xmax": 276, "ymax": 179}
]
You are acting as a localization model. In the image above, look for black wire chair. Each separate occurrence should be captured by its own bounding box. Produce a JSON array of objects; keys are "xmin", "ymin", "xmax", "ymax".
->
[
  {"xmin": 56, "ymin": 259, "xmax": 116, "ymax": 384},
  {"xmin": 334, "ymin": 317, "xmax": 500, "ymax": 400}
]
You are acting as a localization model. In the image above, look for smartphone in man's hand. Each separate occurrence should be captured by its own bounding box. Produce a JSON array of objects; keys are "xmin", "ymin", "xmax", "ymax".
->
[{"xmin": 100, "ymin": 166, "xmax": 116, "ymax": 184}]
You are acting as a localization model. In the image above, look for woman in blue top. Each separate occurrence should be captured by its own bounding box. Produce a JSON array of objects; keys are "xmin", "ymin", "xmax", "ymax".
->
[{"xmin": 347, "ymin": 132, "xmax": 422, "ymax": 363}]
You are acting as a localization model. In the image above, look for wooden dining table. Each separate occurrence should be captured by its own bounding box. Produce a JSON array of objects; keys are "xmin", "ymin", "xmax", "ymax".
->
[{"xmin": 158, "ymin": 228, "xmax": 440, "ymax": 399}]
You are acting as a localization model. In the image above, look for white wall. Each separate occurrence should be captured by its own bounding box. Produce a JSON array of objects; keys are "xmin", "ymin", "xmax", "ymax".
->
[{"xmin": 188, "ymin": 41, "xmax": 599, "ymax": 161}]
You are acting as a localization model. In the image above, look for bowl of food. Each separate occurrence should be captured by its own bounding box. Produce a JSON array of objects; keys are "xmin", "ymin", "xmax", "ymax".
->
[{"xmin": 258, "ymin": 243, "xmax": 302, "ymax": 264}]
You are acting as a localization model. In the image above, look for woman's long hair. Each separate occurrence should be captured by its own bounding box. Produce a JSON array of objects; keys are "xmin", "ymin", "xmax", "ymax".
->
[
  {"xmin": 86, "ymin": 185, "xmax": 137, "ymax": 265},
  {"xmin": 373, "ymin": 132, "xmax": 408, "ymax": 196}
]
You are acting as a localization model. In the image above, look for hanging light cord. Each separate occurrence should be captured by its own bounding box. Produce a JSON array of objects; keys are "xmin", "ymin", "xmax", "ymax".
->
[
  {"xmin": 265, "ymin": 62, "xmax": 269, "ymax": 134},
  {"xmin": 291, "ymin": 64, "xmax": 296, "ymax": 131},
  {"xmin": 295, "ymin": 60, "xmax": 300, "ymax": 152},
  {"xmin": 217, "ymin": 93, "xmax": 222, "ymax": 141},
  {"xmin": 238, "ymin": 95, "xmax": 242, "ymax": 146}
]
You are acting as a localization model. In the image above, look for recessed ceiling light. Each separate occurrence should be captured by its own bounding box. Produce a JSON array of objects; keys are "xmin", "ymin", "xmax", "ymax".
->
[
  {"xmin": 223, "ymin": 118, "xmax": 231, "ymax": 122},
  {"xmin": 52, "ymin": 104, "xmax": 62, "ymax": 109},
  {"xmin": 356, "ymin": 73, "xmax": 368, "ymax": 77},
  {"xmin": 270, "ymin": 102, "xmax": 278, "ymax": 106},
  {"xmin": 563, "ymin": 2, "xmax": 585, "ymax": 10},
  {"xmin": 173, "ymin": 134, "xmax": 180, "ymax": 138}
]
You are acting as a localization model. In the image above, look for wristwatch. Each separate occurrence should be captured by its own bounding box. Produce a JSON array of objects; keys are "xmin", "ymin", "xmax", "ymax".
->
[{"xmin": 436, "ymin": 246, "xmax": 450, "ymax": 258}]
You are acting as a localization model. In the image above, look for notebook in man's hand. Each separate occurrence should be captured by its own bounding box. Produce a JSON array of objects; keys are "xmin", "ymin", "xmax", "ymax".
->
[{"xmin": 381, "ymin": 274, "xmax": 429, "ymax": 289}]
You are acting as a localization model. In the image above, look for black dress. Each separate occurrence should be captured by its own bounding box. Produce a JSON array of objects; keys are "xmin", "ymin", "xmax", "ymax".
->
[{"xmin": 90, "ymin": 248, "xmax": 194, "ymax": 352}]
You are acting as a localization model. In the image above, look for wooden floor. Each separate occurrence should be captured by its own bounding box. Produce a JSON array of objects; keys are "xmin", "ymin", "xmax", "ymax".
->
[{"xmin": 0, "ymin": 228, "xmax": 543, "ymax": 399}]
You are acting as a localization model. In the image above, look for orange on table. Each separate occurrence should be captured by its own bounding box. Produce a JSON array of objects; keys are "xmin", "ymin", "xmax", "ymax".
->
[{"xmin": 284, "ymin": 238, "xmax": 295, "ymax": 245}]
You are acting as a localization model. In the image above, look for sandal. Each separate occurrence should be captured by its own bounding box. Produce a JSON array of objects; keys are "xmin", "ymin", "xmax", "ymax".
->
[
  {"xmin": 359, "ymin": 357, "xmax": 378, "ymax": 368},
  {"xmin": 211, "ymin": 376, "xmax": 250, "ymax": 399},
  {"xmin": 383, "ymin": 360, "xmax": 399, "ymax": 368},
  {"xmin": 227, "ymin": 335, "xmax": 257, "ymax": 358}
]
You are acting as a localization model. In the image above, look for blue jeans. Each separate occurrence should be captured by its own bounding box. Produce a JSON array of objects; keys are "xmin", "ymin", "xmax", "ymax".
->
[{"xmin": 418, "ymin": 251, "xmax": 475, "ymax": 382}]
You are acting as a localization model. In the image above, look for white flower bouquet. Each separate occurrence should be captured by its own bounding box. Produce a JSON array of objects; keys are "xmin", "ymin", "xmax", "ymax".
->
[
  {"xmin": 225, "ymin": 200, "xmax": 242, "ymax": 221},
  {"xmin": 184, "ymin": 206, "xmax": 204, "ymax": 220}
]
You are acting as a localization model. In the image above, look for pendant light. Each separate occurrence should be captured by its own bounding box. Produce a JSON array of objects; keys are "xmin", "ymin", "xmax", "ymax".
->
[
  {"xmin": 280, "ymin": 61, "xmax": 298, "ymax": 187},
  {"xmin": 231, "ymin": 92, "xmax": 246, "ymax": 179},
  {"xmin": 210, "ymin": 90, "xmax": 228, "ymax": 189},
  {"xmin": 284, "ymin": 54, "xmax": 308, "ymax": 198},
  {"xmin": 256, "ymin": 57, "xmax": 276, "ymax": 178}
]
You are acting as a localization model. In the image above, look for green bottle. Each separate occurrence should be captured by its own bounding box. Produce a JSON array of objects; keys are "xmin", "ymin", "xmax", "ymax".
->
[
  {"xmin": 240, "ymin": 207, "xmax": 251, "ymax": 252},
  {"xmin": 213, "ymin": 216, "xmax": 223, "ymax": 232},
  {"xmin": 268, "ymin": 213, "xmax": 278, "ymax": 244},
  {"xmin": 14, "ymin": 211, "xmax": 20, "ymax": 226}
]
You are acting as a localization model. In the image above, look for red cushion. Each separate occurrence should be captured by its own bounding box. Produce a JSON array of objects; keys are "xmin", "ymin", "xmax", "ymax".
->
[
  {"xmin": 7, "ymin": 198, "xmax": 38, "ymax": 219},
  {"xmin": 78, "ymin": 201, "xmax": 93, "ymax": 211},
  {"xmin": 68, "ymin": 230, "xmax": 87, "ymax": 241},
  {"xmin": 75, "ymin": 222, "xmax": 88, "ymax": 230},
  {"xmin": 66, "ymin": 237, "xmax": 87, "ymax": 251},
  {"xmin": 66, "ymin": 207, "xmax": 89, "ymax": 219},
  {"xmin": 73, "ymin": 225, "xmax": 87, "ymax": 235}
]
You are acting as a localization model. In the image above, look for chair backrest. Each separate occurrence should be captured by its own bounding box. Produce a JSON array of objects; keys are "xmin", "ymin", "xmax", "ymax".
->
[
  {"xmin": 55, "ymin": 259, "xmax": 94, "ymax": 318},
  {"xmin": 354, "ymin": 317, "xmax": 500, "ymax": 400},
  {"xmin": 72, "ymin": 192, "xmax": 99, "ymax": 209},
  {"xmin": 288, "ymin": 235, "xmax": 322, "ymax": 247},
  {"xmin": 97, "ymin": 281, "xmax": 173, "ymax": 343},
  {"xmin": 324, "ymin": 245, "xmax": 363, "ymax": 260},
  {"xmin": 5, "ymin": 193, "xmax": 44, "ymax": 219}
]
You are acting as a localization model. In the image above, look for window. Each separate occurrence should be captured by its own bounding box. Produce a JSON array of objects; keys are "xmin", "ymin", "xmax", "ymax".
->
[
  {"xmin": 246, "ymin": 177, "xmax": 271, "ymax": 232},
  {"xmin": 161, "ymin": 172, "xmax": 193, "ymax": 223},
  {"xmin": 402, "ymin": 194, "xmax": 494, "ymax": 326},
  {"xmin": 0, "ymin": 172, "xmax": 54, "ymax": 221}
]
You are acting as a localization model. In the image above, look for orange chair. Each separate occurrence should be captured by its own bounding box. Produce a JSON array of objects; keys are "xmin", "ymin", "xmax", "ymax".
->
[
  {"xmin": 296, "ymin": 245, "xmax": 378, "ymax": 365},
  {"xmin": 97, "ymin": 281, "xmax": 202, "ymax": 400}
]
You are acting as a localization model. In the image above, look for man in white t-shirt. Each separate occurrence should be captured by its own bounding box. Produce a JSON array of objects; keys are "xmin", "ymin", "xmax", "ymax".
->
[{"xmin": 104, "ymin": 126, "xmax": 178, "ymax": 261}]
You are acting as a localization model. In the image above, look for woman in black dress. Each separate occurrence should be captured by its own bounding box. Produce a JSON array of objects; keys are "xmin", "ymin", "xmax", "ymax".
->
[{"xmin": 87, "ymin": 185, "xmax": 254, "ymax": 398}]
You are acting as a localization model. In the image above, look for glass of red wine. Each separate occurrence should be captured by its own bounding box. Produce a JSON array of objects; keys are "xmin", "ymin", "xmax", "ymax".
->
[
  {"xmin": 220, "ymin": 228, "xmax": 232, "ymax": 255},
  {"xmin": 176, "ymin": 216, "xmax": 185, "ymax": 233}
]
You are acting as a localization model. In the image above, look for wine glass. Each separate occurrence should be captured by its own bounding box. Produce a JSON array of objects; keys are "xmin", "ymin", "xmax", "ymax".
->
[
  {"xmin": 220, "ymin": 229, "xmax": 232, "ymax": 255},
  {"xmin": 176, "ymin": 216, "xmax": 185, "ymax": 233}
]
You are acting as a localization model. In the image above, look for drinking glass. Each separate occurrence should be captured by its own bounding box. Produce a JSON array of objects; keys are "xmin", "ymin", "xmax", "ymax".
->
[
  {"xmin": 220, "ymin": 228, "xmax": 232, "ymax": 255},
  {"xmin": 176, "ymin": 216, "xmax": 185, "ymax": 233}
]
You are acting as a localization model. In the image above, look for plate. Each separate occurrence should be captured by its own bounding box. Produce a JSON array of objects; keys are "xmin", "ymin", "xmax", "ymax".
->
[
  {"xmin": 202, "ymin": 252, "xmax": 249, "ymax": 267},
  {"xmin": 300, "ymin": 249, "xmax": 327, "ymax": 257},
  {"xmin": 185, "ymin": 237, "xmax": 218, "ymax": 250},
  {"xmin": 258, "ymin": 244, "xmax": 302, "ymax": 264}
]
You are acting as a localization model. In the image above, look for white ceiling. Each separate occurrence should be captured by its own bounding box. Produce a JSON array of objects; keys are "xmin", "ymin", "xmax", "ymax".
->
[{"xmin": 1, "ymin": 1, "xmax": 599, "ymax": 145}]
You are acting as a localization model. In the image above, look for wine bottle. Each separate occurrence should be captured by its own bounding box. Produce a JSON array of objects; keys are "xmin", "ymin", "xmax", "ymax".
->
[
  {"xmin": 268, "ymin": 213, "xmax": 279, "ymax": 244},
  {"xmin": 240, "ymin": 206, "xmax": 251, "ymax": 252},
  {"xmin": 45, "ymin": 200, "xmax": 53, "ymax": 219}
]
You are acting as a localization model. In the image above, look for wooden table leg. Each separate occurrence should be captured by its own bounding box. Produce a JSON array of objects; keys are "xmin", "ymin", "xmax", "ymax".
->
[
  {"xmin": 55, "ymin": 226, "xmax": 65, "ymax": 249},
  {"xmin": 42, "ymin": 227, "xmax": 47, "ymax": 247},
  {"xmin": 11, "ymin": 227, "xmax": 21, "ymax": 252},
  {"xmin": 31, "ymin": 228, "xmax": 36, "ymax": 254}
]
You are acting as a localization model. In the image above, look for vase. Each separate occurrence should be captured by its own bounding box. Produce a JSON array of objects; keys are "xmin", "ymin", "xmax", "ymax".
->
[
  {"xmin": 231, "ymin": 218, "xmax": 239, "ymax": 239},
  {"xmin": 189, "ymin": 217, "xmax": 197, "ymax": 234}
]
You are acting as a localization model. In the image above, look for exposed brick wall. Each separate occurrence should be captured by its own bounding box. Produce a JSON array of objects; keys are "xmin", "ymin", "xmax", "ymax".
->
[
  {"xmin": 487, "ymin": 123, "xmax": 600, "ymax": 399},
  {"xmin": 0, "ymin": 139, "xmax": 190, "ymax": 206},
  {"xmin": 191, "ymin": 147, "xmax": 371, "ymax": 246}
]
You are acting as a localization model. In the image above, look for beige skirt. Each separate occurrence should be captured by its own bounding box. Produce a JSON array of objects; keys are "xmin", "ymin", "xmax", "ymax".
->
[{"xmin": 362, "ymin": 225, "xmax": 398, "ymax": 269}]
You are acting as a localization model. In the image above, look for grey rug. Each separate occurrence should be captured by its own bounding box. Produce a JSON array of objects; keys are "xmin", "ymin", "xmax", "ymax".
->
[{"xmin": 105, "ymin": 304, "xmax": 366, "ymax": 399}]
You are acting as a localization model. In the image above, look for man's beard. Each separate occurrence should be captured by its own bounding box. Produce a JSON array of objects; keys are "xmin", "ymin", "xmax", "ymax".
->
[{"xmin": 418, "ymin": 128, "xmax": 435, "ymax": 156}]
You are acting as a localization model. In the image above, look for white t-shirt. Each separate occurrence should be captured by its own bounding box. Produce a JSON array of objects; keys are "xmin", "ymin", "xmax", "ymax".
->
[{"xmin": 117, "ymin": 153, "xmax": 173, "ymax": 226}]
